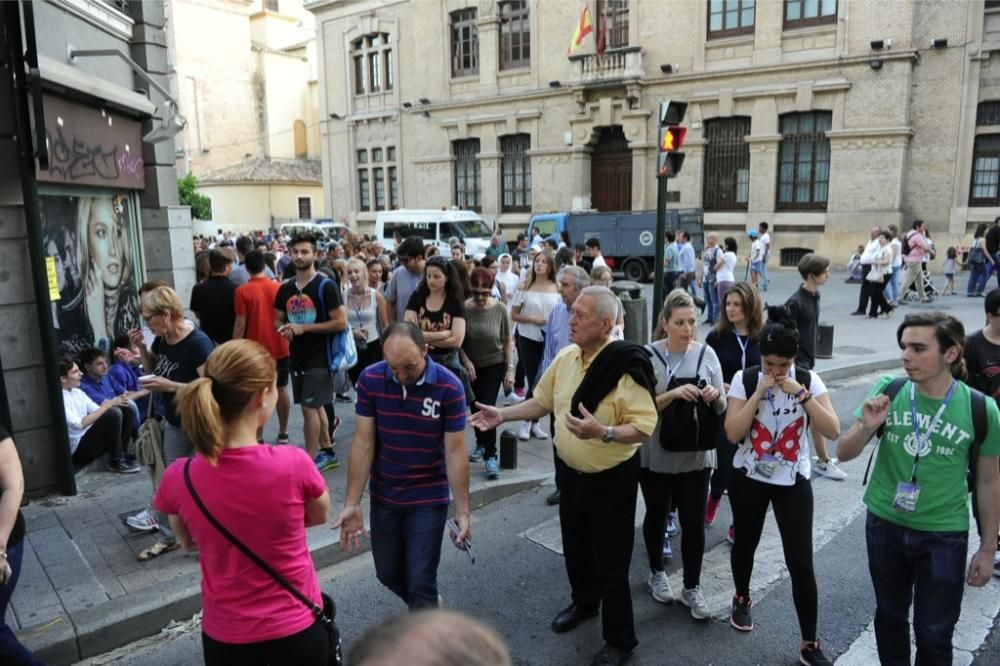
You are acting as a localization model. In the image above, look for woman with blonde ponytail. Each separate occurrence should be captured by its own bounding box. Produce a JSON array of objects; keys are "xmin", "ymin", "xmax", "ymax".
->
[{"xmin": 154, "ymin": 340, "xmax": 332, "ymax": 665}]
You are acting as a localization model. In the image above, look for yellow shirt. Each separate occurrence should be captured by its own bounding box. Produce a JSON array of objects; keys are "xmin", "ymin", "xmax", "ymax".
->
[{"xmin": 533, "ymin": 340, "xmax": 658, "ymax": 473}]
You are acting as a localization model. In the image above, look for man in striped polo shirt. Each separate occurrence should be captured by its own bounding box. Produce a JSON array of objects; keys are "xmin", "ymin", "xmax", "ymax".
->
[{"xmin": 335, "ymin": 321, "xmax": 471, "ymax": 609}]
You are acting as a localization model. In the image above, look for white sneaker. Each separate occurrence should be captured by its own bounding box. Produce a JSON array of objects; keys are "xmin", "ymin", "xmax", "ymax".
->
[
  {"xmin": 531, "ymin": 423, "xmax": 548, "ymax": 440},
  {"xmin": 505, "ymin": 392, "xmax": 525, "ymax": 405},
  {"xmin": 814, "ymin": 458, "xmax": 848, "ymax": 481},
  {"xmin": 125, "ymin": 509, "xmax": 158, "ymax": 532},
  {"xmin": 647, "ymin": 570, "xmax": 674, "ymax": 604},
  {"xmin": 518, "ymin": 422, "xmax": 531, "ymax": 441},
  {"xmin": 680, "ymin": 585, "xmax": 710, "ymax": 620}
]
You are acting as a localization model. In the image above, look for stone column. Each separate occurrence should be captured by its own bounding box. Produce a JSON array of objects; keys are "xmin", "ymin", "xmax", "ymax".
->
[{"xmin": 129, "ymin": 1, "xmax": 195, "ymax": 303}]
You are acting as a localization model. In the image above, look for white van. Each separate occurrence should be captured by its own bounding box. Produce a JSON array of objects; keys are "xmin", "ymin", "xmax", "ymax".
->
[{"xmin": 375, "ymin": 209, "xmax": 494, "ymax": 255}]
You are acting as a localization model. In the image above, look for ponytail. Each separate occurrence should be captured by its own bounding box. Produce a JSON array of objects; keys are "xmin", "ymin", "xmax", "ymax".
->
[{"xmin": 176, "ymin": 377, "xmax": 225, "ymax": 463}]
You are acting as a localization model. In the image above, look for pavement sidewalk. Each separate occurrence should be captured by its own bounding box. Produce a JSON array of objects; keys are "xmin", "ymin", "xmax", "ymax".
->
[{"xmin": 12, "ymin": 266, "xmax": 992, "ymax": 665}]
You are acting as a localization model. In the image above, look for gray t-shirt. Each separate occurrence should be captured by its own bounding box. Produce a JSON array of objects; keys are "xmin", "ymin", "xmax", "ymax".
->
[
  {"xmin": 386, "ymin": 265, "xmax": 423, "ymax": 322},
  {"xmin": 639, "ymin": 340, "xmax": 727, "ymax": 474},
  {"xmin": 230, "ymin": 263, "xmax": 275, "ymax": 286}
]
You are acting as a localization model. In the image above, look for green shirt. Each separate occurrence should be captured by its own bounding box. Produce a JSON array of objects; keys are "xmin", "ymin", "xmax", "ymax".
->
[{"xmin": 859, "ymin": 375, "xmax": 1000, "ymax": 532}]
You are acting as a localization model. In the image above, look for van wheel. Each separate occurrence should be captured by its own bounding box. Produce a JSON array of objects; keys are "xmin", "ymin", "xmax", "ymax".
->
[{"xmin": 623, "ymin": 260, "xmax": 646, "ymax": 283}]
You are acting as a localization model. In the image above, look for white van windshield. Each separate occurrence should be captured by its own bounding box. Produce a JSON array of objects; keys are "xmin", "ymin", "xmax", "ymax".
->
[{"xmin": 442, "ymin": 219, "xmax": 492, "ymax": 239}]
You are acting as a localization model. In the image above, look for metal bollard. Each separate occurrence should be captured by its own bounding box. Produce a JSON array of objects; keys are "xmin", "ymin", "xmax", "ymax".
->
[
  {"xmin": 499, "ymin": 429, "xmax": 518, "ymax": 469},
  {"xmin": 816, "ymin": 323, "xmax": 834, "ymax": 359}
]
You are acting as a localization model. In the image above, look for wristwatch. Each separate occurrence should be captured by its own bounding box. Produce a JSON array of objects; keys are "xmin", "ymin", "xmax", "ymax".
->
[{"xmin": 602, "ymin": 425, "xmax": 615, "ymax": 443}]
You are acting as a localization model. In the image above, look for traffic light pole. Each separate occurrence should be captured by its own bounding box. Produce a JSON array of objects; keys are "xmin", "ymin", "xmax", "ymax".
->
[{"xmin": 652, "ymin": 173, "xmax": 668, "ymax": 330}]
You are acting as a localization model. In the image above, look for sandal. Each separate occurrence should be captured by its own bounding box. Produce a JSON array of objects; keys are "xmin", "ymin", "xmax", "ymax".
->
[{"xmin": 137, "ymin": 541, "xmax": 180, "ymax": 562}]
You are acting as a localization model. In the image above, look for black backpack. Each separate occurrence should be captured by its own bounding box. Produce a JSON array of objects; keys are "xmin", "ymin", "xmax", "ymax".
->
[
  {"xmin": 900, "ymin": 231, "xmax": 914, "ymax": 257},
  {"xmin": 864, "ymin": 378, "xmax": 988, "ymax": 489},
  {"xmin": 648, "ymin": 344, "xmax": 720, "ymax": 452}
]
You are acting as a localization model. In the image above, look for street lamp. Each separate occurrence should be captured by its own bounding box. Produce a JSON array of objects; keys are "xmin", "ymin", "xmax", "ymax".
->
[{"xmin": 66, "ymin": 45, "xmax": 188, "ymax": 143}]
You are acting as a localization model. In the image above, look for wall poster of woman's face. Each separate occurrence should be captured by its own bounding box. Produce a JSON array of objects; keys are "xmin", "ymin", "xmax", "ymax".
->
[{"xmin": 39, "ymin": 191, "xmax": 143, "ymax": 357}]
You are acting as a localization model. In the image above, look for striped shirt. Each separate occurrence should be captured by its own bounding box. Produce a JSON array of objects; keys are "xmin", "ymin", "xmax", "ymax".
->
[{"xmin": 355, "ymin": 357, "xmax": 467, "ymax": 508}]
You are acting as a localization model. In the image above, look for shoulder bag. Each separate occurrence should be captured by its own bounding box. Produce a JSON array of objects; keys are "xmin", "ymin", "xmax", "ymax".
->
[
  {"xmin": 135, "ymin": 398, "xmax": 166, "ymax": 489},
  {"xmin": 183, "ymin": 459, "xmax": 343, "ymax": 665}
]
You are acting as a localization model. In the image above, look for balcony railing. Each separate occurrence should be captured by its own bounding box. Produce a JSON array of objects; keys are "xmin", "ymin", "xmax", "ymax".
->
[{"xmin": 568, "ymin": 46, "xmax": 644, "ymax": 85}]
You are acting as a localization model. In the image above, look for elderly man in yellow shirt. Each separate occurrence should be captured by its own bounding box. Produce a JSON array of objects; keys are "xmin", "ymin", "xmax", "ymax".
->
[{"xmin": 470, "ymin": 286, "xmax": 658, "ymax": 666}]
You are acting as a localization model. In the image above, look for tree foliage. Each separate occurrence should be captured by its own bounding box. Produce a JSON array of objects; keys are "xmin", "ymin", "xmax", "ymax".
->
[{"xmin": 178, "ymin": 172, "xmax": 212, "ymax": 220}]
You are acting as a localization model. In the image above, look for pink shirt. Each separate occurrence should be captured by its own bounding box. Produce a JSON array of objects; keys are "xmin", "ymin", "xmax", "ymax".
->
[
  {"xmin": 154, "ymin": 445, "xmax": 326, "ymax": 644},
  {"xmin": 904, "ymin": 230, "xmax": 929, "ymax": 263}
]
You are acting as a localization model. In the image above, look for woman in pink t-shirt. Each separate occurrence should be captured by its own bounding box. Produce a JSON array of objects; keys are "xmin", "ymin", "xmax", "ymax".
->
[{"xmin": 154, "ymin": 339, "xmax": 331, "ymax": 665}]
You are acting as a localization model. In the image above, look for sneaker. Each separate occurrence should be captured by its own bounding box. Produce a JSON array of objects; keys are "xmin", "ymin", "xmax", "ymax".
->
[
  {"xmin": 125, "ymin": 509, "xmax": 159, "ymax": 532},
  {"xmin": 730, "ymin": 595, "xmax": 753, "ymax": 632},
  {"xmin": 276, "ymin": 432, "xmax": 290, "ymax": 444},
  {"xmin": 518, "ymin": 422, "xmax": 531, "ymax": 441},
  {"xmin": 315, "ymin": 451, "xmax": 340, "ymax": 472},
  {"xmin": 662, "ymin": 537, "xmax": 673, "ymax": 559},
  {"xmin": 666, "ymin": 512, "xmax": 679, "ymax": 537},
  {"xmin": 469, "ymin": 447, "xmax": 485, "ymax": 463},
  {"xmin": 647, "ymin": 570, "xmax": 674, "ymax": 604},
  {"xmin": 680, "ymin": 586, "xmax": 711, "ymax": 620},
  {"xmin": 108, "ymin": 459, "xmax": 140, "ymax": 474},
  {"xmin": 531, "ymin": 423, "xmax": 548, "ymax": 440},
  {"xmin": 335, "ymin": 393, "xmax": 353, "ymax": 403},
  {"xmin": 727, "ymin": 525, "xmax": 736, "ymax": 544},
  {"xmin": 124, "ymin": 452, "xmax": 138, "ymax": 465},
  {"xmin": 485, "ymin": 457, "xmax": 500, "ymax": 480},
  {"xmin": 515, "ymin": 388, "xmax": 526, "ymax": 398},
  {"xmin": 504, "ymin": 391, "xmax": 525, "ymax": 405},
  {"xmin": 814, "ymin": 458, "xmax": 847, "ymax": 481},
  {"xmin": 705, "ymin": 495, "xmax": 722, "ymax": 526},
  {"xmin": 800, "ymin": 641, "xmax": 833, "ymax": 666}
]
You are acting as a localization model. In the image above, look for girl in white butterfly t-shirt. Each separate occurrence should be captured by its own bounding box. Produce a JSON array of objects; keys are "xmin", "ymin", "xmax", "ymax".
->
[{"xmin": 722, "ymin": 307, "xmax": 841, "ymax": 666}]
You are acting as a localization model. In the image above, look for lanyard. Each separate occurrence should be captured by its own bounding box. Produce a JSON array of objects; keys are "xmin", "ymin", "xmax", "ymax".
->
[
  {"xmin": 734, "ymin": 333, "xmax": 749, "ymax": 371},
  {"xmin": 665, "ymin": 347, "xmax": 689, "ymax": 386},
  {"xmin": 350, "ymin": 289, "xmax": 367, "ymax": 327},
  {"xmin": 908, "ymin": 380, "xmax": 957, "ymax": 483},
  {"xmin": 764, "ymin": 385, "xmax": 782, "ymax": 444}
]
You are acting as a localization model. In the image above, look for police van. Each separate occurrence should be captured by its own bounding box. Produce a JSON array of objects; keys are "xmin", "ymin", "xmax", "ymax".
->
[{"xmin": 375, "ymin": 208, "xmax": 495, "ymax": 255}]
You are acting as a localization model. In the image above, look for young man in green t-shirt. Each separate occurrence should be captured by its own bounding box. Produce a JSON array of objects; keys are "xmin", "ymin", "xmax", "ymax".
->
[{"xmin": 838, "ymin": 312, "xmax": 1000, "ymax": 665}]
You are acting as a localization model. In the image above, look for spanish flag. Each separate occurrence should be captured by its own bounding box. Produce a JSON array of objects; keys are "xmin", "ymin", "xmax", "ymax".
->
[{"xmin": 568, "ymin": 4, "xmax": 594, "ymax": 55}]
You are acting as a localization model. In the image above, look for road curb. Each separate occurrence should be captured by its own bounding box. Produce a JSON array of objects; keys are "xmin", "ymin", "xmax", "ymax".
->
[
  {"xmin": 817, "ymin": 357, "xmax": 901, "ymax": 383},
  {"xmin": 21, "ymin": 472, "xmax": 550, "ymax": 665}
]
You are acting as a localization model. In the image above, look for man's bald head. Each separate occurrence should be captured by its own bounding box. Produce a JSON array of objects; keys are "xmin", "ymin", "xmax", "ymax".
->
[{"xmin": 351, "ymin": 610, "xmax": 511, "ymax": 666}]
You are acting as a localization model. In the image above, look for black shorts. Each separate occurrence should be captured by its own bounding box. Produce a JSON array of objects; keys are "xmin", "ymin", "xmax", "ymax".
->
[
  {"xmin": 291, "ymin": 367, "xmax": 333, "ymax": 408},
  {"xmin": 276, "ymin": 357, "xmax": 290, "ymax": 388}
]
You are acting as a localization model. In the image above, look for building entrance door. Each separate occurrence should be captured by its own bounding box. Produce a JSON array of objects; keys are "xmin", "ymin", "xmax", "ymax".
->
[{"xmin": 590, "ymin": 126, "xmax": 632, "ymax": 211}]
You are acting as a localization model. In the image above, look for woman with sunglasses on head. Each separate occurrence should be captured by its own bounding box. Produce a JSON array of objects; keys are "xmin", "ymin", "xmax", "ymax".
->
[
  {"xmin": 640, "ymin": 289, "xmax": 727, "ymax": 620},
  {"xmin": 128, "ymin": 285, "xmax": 215, "ymax": 561},
  {"xmin": 511, "ymin": 251, "xmax": 560, "ymax": 441},
  {"xmin": 704, "ymin": 282, "xmax": 763, "ymax": 543},
  {"xmin": 460, "ymin": 268, "xmax": 514, "ymax": 478},
  {"xmin": 154, "ymin": 340, "xmax": 332, "ymax": 666},
  {"xmin": 724, "ymin": 305, "xmax": 840, "ymax": 666},
  {"xmin": 345, "ymin": 258, "xmax": 389, "ymax": 385},
  {"xmin": 405, "ymin": 256, "xmax": 468, "ymax": 391}
]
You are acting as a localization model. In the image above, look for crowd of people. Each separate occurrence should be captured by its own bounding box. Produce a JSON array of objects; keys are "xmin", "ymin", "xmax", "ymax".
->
[{"xmin": 14, "ymin": 220, "xmax": 995, "ymax": 666}]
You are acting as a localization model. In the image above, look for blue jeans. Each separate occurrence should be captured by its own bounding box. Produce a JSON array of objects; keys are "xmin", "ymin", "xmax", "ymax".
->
[
  {"xmin": 967, "ymin": 261, "xmax": 988, "ymax": 295},
  {"xmin": 887, "ymin": 265, "xmax": 901, "ymax": 303},
  {"xmin": 865, "ymin": 512, "xmax": 967, "ymax": 666},
  {"xmin": 702, "ymin": 275, "xmax": 718, "ymax": 322},
  {"xmin": 760, "ymin": 256, "xmax": 769, "ymax": 290},
  {"xmin": 0, "ymin": 540, "xmax": 44, "ymax": 665},
  {"xmin": 370, "ymin": 500, "xmax": 448, "ymax": 610}
]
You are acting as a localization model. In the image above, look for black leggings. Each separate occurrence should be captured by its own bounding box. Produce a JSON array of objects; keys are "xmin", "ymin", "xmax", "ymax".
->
[
  {"xmin": 730, "ymin": 470, "xmax": 817, "ymax": 641},
  {"xmin": 639, "ymin": 468, "xmax": 711, "ymax": 589},
  {"xmin": 867, "ymin": 275, "xmax": 892, "ymax": 317},
  {"xmin": 469, "ymin": 362, "xmax": 506, "ymax": 459},
  {"xmin": 515, "ymin": 334, "xmax": 545, "ymax": 399},
  {"xmin": 348, "ymin": 338, "xmax": 384, "ymax": 385},
  {"xmin": 202, "ymin": 617, "xmax": 329, "ymax": 666},
  {"xmin": 71, "ymin": 406, "xmax": 133, "ymax": 467},
  {"xmin": 709, "ymin": 435, "xmax": 737, "ymax": 501}
]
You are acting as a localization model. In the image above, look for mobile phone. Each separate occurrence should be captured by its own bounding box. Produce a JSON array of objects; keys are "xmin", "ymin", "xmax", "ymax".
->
[{"xmin": 445, "ymin": 518, "xmax": 475, "ymax": 564}]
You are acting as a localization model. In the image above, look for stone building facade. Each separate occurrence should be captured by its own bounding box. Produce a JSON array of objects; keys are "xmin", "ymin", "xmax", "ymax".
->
[{"xmin": 307, "ymin": 0, "xmax": 1000, "ymax": 263}]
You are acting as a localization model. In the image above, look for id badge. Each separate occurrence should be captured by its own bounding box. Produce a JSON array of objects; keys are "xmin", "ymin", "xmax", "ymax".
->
[
  {"xmin": 754, "ymin": 454, "xmax": 777, "ymax": 479},
  {"xmin": 892, "ymin": 482, "xmax": 921, "ymax": 513}
]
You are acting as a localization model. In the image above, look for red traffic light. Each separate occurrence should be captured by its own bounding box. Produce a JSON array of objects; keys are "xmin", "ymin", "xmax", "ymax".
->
[
  {"xmin": 658, "ymin": 126, "xmax": 687, "ymax": 152},
  {"xmin": 657, "ymin": 152, "xmax": 686, "ymax": 177}
]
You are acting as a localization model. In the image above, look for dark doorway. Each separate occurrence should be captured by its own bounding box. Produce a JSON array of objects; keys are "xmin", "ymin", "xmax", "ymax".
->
[{"xmin": 590, "ymin": 126, "xmax": 632, "ymax": 211}]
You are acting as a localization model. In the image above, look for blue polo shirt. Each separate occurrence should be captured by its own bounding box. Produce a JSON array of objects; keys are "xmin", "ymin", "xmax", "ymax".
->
[
  {"xmin": 355, "ymin": 356, "xmax": 467, "ymax": 508},
  {"xmin": 80, "ymin": 374, "xmax": 118, "ymax": 404}
]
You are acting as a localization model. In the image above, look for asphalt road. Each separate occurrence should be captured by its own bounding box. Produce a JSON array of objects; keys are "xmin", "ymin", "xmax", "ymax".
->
[{"xmin": 75, "ymin": 372, "xmax": 1000, "ymax": 666}]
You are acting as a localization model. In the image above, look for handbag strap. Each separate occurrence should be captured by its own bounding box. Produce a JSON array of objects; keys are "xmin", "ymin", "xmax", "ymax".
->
[{"xmin": 182, "ymin": 458, "xmax": 326, "ymax": 621}]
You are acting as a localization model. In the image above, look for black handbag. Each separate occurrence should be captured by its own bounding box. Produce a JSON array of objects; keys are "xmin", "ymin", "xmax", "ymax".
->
[
  {"xmin": 183, "ymin": 459, "xmax": 343, "ymax": 665},
  {"xmin": 649, "ymin": 344, "xmax": 720, "ymax": 452}
]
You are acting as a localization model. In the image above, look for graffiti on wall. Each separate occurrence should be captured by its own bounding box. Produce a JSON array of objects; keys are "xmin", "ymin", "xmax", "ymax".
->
[{"xmin": 40, "ymin": 192, "xmax": 142, "ymax": 357}]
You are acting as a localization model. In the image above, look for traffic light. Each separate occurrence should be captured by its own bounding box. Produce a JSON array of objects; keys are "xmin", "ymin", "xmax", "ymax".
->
[{"xmin": 656, "ymin": 99, "xmax": 688, "ymax": 178}]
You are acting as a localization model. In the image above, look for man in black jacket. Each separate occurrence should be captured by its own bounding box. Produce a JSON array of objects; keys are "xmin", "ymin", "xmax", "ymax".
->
[{"xmin": 469, "ymin": 287, "xmax": 658, "ymax": 666}]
